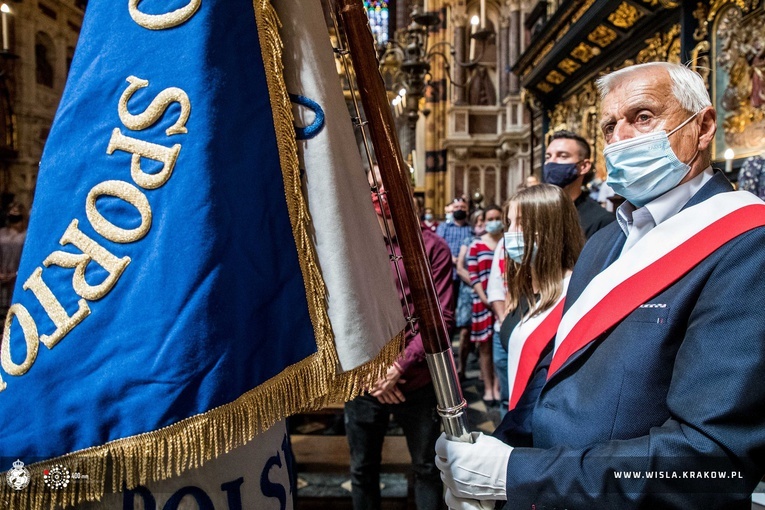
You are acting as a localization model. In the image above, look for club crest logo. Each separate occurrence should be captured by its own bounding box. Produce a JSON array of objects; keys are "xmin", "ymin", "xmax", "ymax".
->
[
  {"xmin": 6, "ymin": 459, "xmax": 30, "ymax": 491},
  {"xmin": 43, "ymin": 464, "xmax": 71, "ymax": 490}
]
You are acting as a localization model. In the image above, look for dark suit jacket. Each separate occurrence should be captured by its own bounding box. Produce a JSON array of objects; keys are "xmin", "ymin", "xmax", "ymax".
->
[
  {"xmin": 495, "ymin": 171, "xmax": 765, "ymax": 509},
  {"xmin": 575, "ymin": 193, "xmax": 615, "ymax": 239}
]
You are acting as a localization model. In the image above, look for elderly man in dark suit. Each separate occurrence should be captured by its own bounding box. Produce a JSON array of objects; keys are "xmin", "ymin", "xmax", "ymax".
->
[{"xmin": 435, "ymin": 62, "xmax": 765, "ymax": 509}]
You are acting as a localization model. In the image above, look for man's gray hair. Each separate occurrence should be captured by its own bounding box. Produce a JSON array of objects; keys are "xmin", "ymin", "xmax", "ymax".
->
[{"xmin": 596, "ymin": 62, "xmax": 711, "ymax": 113}]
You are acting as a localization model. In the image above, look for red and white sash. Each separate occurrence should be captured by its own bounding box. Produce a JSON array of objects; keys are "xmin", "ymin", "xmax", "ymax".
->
[
  {"xmin": 549, "ymin": 191, "xmax": 765, "ymax": 378},
  {"xmin": 507, "ymin": 274, "xmax": 570, "ymax": 410}
]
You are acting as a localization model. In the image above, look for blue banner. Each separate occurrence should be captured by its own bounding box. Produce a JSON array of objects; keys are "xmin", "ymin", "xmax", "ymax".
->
[{"xmin": 0, "ymin": 1, "xmax": 368, "ymax": 504}]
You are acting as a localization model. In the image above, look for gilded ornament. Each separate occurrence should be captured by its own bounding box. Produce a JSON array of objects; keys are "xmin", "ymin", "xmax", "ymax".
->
[
  {"xmin": 571, "ymin": 0, "xmax": 598, "ymax": 24},
  {"xmin": 690, "ymin": 40, "xmax": 711, "ymax": 86},
  {"xmin": 532, "ymin": 41, "xmax": 555, "ymax": 68},
  {"xmin": 641, "ymin": 0, "xmax": 680, "ymax": 8},
  {"xmin": 714, "ymin": 3, "xmax": 765, "ymax": 158},
  {"xmin": 707, "ymin": 0, "xmax": 746, "ymax": 21},
  {"xmin": 537, "ymin": 82, "xmax": 554, "ymax": 93},
  {"xmin": 571, "ymin": 42, "xmax": 601, "ymax": 63},
  {"xmin": 668, "ymin": 37, "xmax": 681, "ymax": 64},
  {"xmin": 546, "ymin": 70, "xmax": 566, "ymax": 85},
  {"xmin": 608, "ymin": 2, "xmax": 643, "ymax": 29},
  {"xmin": 587, "ymin": 25, "xmax": 618, "ymax": 48},
  {"xmin": 692, "ymin": 2, "xmax": 709, "ymax": 41},
  {"xmin": 636, "ymin": 24, "xmax": 681, "ymax": 63},
  {"xmin": 546, "ymin": 81, "xmax": 600, "ymax": 155},
  {"xmin": 556, "ymin": 23, "xmax": 571, "ymax": 42},
  {"xmin": 558, "ymin": 58, "xmax": 581, "ymax": 75}
]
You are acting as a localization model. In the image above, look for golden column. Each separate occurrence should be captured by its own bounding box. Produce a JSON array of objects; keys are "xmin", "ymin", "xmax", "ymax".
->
[{"xmin": 424, "ymin": 0, "xmax": 450, "ymax": 215}]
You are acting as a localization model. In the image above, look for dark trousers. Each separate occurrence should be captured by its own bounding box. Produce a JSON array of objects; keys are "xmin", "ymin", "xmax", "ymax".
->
[{"xmin": 344, "ymin": 384, "xmax": 443, "ymax": 510}]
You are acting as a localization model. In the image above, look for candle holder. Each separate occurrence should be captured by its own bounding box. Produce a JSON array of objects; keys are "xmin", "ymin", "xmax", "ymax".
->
[
  {"xmin": 411, "ymin": 5, "xmax": 440, "ymax": 28},
  {"xmin": 470, "ymin": 27, "xmax": 494, "ymax": 42},
  {"xmin": 379, "ymin": 4, "xmax": 495, "ymax": 129}
]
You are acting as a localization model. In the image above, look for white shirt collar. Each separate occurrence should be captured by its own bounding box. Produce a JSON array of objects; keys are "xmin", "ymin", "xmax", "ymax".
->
[{"xmin": 617, "ymin": 167, "xmax": 714, "ymax": 237}]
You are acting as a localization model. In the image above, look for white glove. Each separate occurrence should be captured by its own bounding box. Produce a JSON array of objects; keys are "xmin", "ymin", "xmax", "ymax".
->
[
  {"xmin": 445, "ymin": 488, "xmax": 497, "ymax": 510},
  {"xmin": 435, "ymin": 431, "xmax": 512, "ymax": 500}
]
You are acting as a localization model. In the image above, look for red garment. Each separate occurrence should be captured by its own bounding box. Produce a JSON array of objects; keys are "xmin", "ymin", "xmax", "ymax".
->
[
  {"xmin": 468, "ymin": 239, "xmax": 495, "ymax": 342},
  {"xmin": 421, "ymin": 219, "xmax": 439, "ymax": 233},
  {"xmin": 389, "ymin": 228, "xmax": 455, "ymax": 392}
]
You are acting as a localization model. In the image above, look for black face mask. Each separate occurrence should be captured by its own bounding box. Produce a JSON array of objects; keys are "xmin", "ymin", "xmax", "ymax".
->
[
  {"xmin": 452, "ymin": 210, "xmax": 467, "ymax": 221},
  {"xmin": 7, "ymin": 214, "xmax": 22, "ymax": 224},
  {"xmin": 543, "ymin": 161, "xmax": 582, "ymax": 188}
]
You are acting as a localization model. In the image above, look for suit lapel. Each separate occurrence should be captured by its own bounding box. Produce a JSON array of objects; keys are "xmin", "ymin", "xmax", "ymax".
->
[{"xmin": 546, "ymin": 171, "xmax": 733, "ymax": 384}]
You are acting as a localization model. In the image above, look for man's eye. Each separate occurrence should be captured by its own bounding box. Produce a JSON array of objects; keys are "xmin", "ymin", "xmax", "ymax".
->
[{"xmin": 637, "ymin": 114, "xmax": 651, "ymax": 122}]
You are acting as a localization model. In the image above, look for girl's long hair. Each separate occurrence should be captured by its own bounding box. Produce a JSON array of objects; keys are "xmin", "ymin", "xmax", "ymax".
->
[{"xmin": 505, "ymin": 184, "xmax": 584, "ymax": 317}]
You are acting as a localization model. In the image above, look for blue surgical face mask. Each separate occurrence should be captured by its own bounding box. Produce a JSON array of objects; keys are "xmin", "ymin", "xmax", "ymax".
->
[
  {"xmin": 543, "ymin": 161, "xmax": 581, "ymax": 188},
  {"xmin": 445, "ymin": 212, "xmax": 454, "ymax": 223},
  {"xmin": 424, "ymin": 213, "xmax": 434, "ymax": 222},
  {"xmin": 604, "ymin": 112, "xmax": 699, "ymax": 208},
  {"xmin": 485, "ymin": 220, "xmax": 503, "ymax": 234},
  {"xmin": 504, "ymin": 231, "xmax": 525, "ymax": 263}
]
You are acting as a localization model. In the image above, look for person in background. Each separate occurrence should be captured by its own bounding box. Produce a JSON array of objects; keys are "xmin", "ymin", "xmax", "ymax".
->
[
  {"xmin": 421, "ymin": 206, "xmax": 439, "ymax": 232},
  {"xmin": 467, "ymin": 205, "xmax": 504, "ymax": 405},
  {"xmin": 443, "ymin": 203, "xmax": 454, "ymax": 224},
  {"xmin": 516, "ymin": 174, "xmax": 540, "ymax": 193},
  {"xmin": 0, "ymin": 201, "xmax": 27, "ymax": 315},
  {"xmin": 436, "ymin": 197, "xmax": 472, "ymax": 314},
  {"xmin": 544, "ymin": 130, "xmax": 615, "ymax": 239},
  {"xmin": 737, "ymin": 153, "xmax": 765, "ymax": 200},
  {"xmin": 525, "ymin": 175, "xmax": 539, "ymax": 188},
  {"xmin": 455, "ymin": 208, "xmax": 485, "ymax": 380},
  {"xmin": 494, "ymin": 184, "xmax": 583, "ymax": 440},
  {"xmin": 436, "ymin": 61, "xmax": 765, "ymax": 510},
  {"xmin": 345, "ymin": 180, "xmax": 454, "ymax": 510}
]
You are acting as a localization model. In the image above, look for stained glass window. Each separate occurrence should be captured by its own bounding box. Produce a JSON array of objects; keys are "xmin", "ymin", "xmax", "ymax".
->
[{"xmin": 364, "ymin": 1, "xmax": 389, "ymax": 48}]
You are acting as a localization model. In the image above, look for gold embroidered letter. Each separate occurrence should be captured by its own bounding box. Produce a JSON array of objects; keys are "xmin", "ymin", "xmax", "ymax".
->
[
  {"xmin": 45, "ymin": 220, "xmax": 131, "ymax": 302},
  {"xmin": 22, "ymin": 268, "xmax": 90, "ymax": 349},
  {"xmin": 86, "ymin": 180, "xmax": 152, "ymax": 243},
  {"xmin": 119, "ymin": 76, "xmax": 191, "ymax": 136},
  {"xmin": 128, "ymin": 0, "xmax": 201, "ymax": 30},
  {"xmin": 1, "ymin": 303, "xmax": 40, "ymax": 379},
  {"xmin": 107, "ymin": 128, "xmax": 181, "ymax": 190}
]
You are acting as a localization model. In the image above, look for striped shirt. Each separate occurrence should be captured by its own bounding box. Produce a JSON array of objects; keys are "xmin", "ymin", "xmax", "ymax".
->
[{"xmin": 468, "ymin": 238, "xmax": 496, "ymax": 343}]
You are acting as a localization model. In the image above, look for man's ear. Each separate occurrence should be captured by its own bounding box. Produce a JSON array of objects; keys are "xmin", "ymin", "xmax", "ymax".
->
[
  {"xmin": 579, "ymin": 159, "xmax": 592, "ymax": 176},
  {"xmin": 696, "ymin": 106, "xmax": 717, "ymax": 153}
]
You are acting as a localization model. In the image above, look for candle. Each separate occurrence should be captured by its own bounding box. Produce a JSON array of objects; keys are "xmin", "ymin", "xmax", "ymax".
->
[
  {"xmin": 469, "ymin": 15, "xmax": 479, "ymax": 60},
  {"xmin": 724, "ymin": 148, "xmax": 734, "ymax": 173},
  {"xmin": 1, "ymin": 4, "xmax": 9, "ymax": 53},
  {"xmin": 480, "ymin": 0, "xmax": 486, "ymax": 29},
  {"xmin": 423, "ymin": 0, "xmax": 429, "ymax": 13}
]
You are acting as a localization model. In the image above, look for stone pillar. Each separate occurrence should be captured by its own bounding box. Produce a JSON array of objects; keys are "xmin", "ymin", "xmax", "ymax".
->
[
  {"xmin": 499, "ymin": 15, "xmax": 510, "ymax": 99},
  {"xmin": 508, "ymin": 0, "xmax": 521, "ymax": 94},
  {"xmin": 396, "ymin": 0, "xmax": 409, "ymax": 31},
  {"xmin": 452, "ymin": 12, "xmax": 468, "ymax": 105}
]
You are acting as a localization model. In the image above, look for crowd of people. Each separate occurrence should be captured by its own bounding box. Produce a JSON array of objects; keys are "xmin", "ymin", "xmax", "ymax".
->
[
  {"xmin": 422, "ymin": 128, "xmax": 617, "ymax": 419},
  {"xmin": 347, "ymin": 62, "xmax": 765, "ymax": 510}
]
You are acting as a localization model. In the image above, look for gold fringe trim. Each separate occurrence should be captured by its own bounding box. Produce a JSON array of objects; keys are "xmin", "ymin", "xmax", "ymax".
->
[{"xmin": 1, "ymin": 2, "xmax": 405, "ymax": 509}]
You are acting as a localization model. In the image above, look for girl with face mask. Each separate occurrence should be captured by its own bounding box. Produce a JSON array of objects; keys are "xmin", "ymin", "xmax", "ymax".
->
[
  {"xmin": 498, "ymin": 184, "xmax": 583, "ymax": 414},
  {"xmin": 467, "ymin": 205, "xmax": 504, "ymax": 405}
]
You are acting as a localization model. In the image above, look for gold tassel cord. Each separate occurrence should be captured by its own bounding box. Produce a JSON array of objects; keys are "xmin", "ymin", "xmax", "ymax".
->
[
  {"xmin": 0, "ymin": 1, "xmax": 406, "ymax": 509},
  {"xmin": 1, "ymin": 326, "xmax": 403, "ymax": 509}
]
